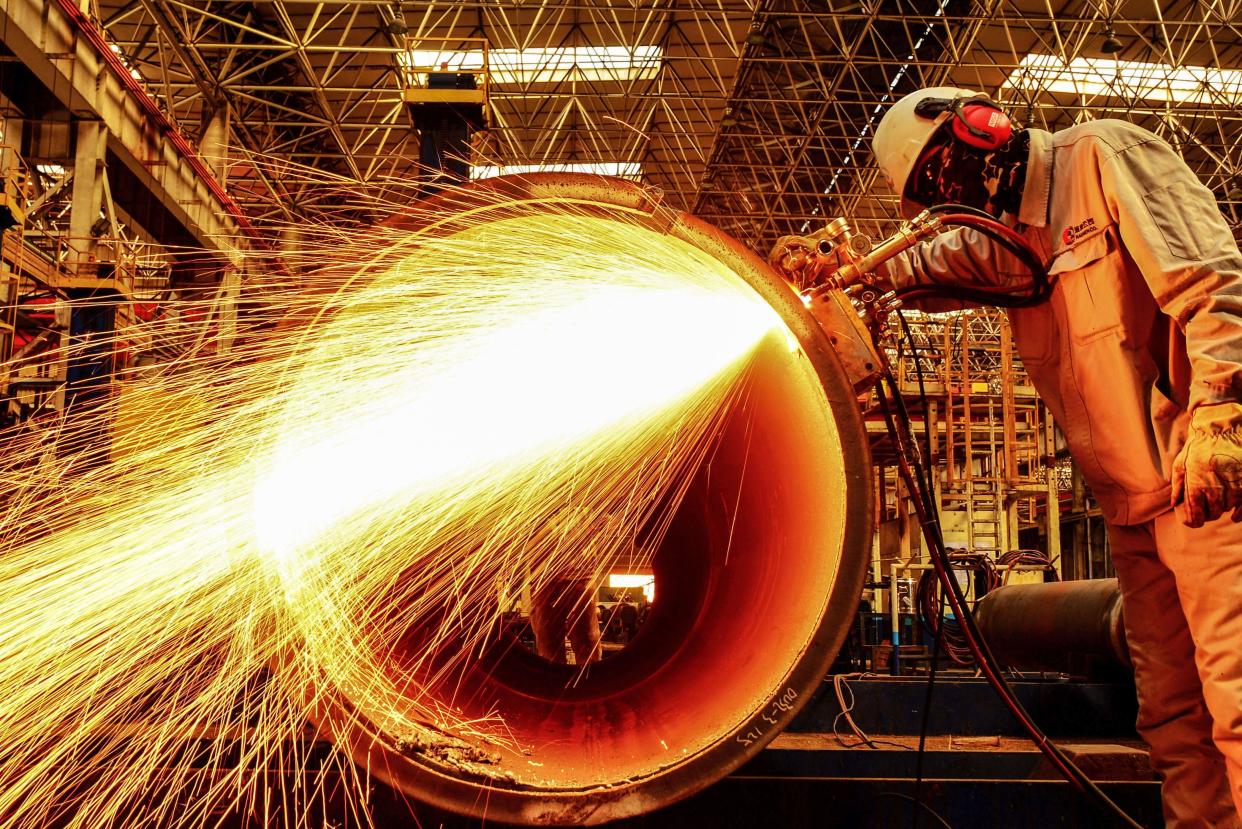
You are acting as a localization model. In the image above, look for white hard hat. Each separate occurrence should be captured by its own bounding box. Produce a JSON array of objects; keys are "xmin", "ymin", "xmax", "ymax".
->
[{"xmin": 872, "ymin": 86, "xmax": 981, "ymax": 218}]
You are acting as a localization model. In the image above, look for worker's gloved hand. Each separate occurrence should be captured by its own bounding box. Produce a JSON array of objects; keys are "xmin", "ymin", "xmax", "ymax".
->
[{"xmin": 1171, "ymin": 402, "xmax": 1242, "ymax": 528}]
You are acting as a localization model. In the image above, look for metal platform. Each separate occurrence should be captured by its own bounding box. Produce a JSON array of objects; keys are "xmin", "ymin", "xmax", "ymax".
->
[
  {"xmin": 203, "ymin": 675, "xmax": 1162, "ymax": 828},
  {"xmin": 406, "ymin": 675, "xmax": 1160, "ymax": 828}
]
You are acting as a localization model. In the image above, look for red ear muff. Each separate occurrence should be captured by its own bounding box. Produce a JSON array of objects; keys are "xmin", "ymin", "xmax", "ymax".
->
[
  {"xmin": 914, "ymin": 94, "xmax": 1013, "ymax": 151},
  {"xmin": 952, "ymin": 100, "xmax": 1012, "ymax": 150}
]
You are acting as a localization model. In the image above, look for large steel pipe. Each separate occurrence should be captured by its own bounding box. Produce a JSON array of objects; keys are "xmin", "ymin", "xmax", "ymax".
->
[
  {"xmin": 306, "ymin": 175, "xmax": 873, "ymax": 824},
  {"xmin": 975, "ymin": 578, "xmax": 1131, "ymax": 674}
]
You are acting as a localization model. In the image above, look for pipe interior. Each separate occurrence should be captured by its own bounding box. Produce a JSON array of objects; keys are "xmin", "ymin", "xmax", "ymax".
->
[{"xmin": 364, "ymin": 330, "xmax": 849, "ymax": 789}]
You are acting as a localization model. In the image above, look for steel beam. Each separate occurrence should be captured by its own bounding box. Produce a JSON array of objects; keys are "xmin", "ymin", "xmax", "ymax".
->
[{"xmin": 0, "ymin": 0, "xmax": 244, "ymax": 252}]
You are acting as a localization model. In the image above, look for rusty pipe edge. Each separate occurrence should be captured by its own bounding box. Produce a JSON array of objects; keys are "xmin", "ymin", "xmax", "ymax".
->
[{"xmin": 302, "ymin": 173, "xmax": 875, "ymax": 825}]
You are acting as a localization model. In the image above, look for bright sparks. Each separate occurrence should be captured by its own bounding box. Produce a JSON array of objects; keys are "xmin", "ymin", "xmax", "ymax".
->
[
  {"xmin": 254, "ymin": 269, "xmax": 778, "ymax": 557},
  {"xmin": 0, "ymin": 197, "xmax": 789, "ymax": 827}
]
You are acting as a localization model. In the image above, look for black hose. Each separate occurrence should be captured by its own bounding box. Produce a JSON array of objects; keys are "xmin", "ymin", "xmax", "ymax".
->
[
  {"xmin": 924, "ymin": 203, "xmax": 996, "ymax": 221},
  {"xmin": 875, "ymin": 361, "xmax": 1142, "ymax": 829},
  {"xmin": 896, "ymin": 311, "xmax": 935, "ymax": 495},
  {"xmin": 892, "ymin": 205, "xmax": 1052, "ymax": 309}
]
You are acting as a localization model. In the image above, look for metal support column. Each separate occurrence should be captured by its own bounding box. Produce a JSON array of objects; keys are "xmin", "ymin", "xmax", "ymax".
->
[
  {"xmin": 217, "ymin": 264, "xmax": 239, "ymax": 355},
  {"xmin": 281, "ymin": 224, "xmax": 303, "ymax": 284},
  {"xmin": 69, "ymin": 120, "xmax": 106, "ymax": 264},
  {"xmin": 200, "ymin": 105, "xmax": 231, "ymax": 185},
  {"xmin": 1043, "ymin": 407, "xmax": 1062, "ymax": 577}
]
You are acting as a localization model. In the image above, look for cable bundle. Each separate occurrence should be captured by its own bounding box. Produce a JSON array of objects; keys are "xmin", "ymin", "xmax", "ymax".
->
[
  {"xmin": 996, "ymin": 548, "xmax": 1060, "ymax": 583},
  {"xmin": 915, "ymin": 551, "xmax": 1000, "ymax": 665}
]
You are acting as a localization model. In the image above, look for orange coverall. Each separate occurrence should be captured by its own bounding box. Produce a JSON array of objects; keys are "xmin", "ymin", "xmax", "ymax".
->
[{"xmin": 885, "ymin": 120, "xmax": 1242, "ymax": 827}]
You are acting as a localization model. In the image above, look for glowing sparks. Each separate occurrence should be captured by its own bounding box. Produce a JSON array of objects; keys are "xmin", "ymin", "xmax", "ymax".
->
[
  {"xmin": 254, "ymin": 269, "xmax": 779, "ymax": 559},
  {"xmin": 0, "ymin": 194, "xmax": 792, "ymax": 828}
]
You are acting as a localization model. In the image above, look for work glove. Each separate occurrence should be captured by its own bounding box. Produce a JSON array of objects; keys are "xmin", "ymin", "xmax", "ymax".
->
[{"xmin": 1171, "ymin": 402, "xmax": 1242, "ymax": 528}]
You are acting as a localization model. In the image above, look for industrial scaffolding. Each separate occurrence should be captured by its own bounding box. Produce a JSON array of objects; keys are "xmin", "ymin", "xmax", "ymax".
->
[{"xmin": 873, "ymin": 307, "xmax": 1111, "ymax": 581}]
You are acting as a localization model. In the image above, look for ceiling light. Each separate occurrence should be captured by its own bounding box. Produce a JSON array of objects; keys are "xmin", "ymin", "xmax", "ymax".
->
[
  {"xmin": 470, "ymin": 162, "xmax": 643, "ymax": 180},
  {"xmin": 1101, "ymin": 26, "xmax": 1124, "ymax": 54},
  {"xmin": 1002, "ymin": 54, "xmax": 1242, "ymax": 106},
  {"xmin": 401, "ymin": 45, "xmax": 662, "ymax": 85}
]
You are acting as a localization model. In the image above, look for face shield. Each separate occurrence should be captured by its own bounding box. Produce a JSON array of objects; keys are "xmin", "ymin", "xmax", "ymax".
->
[
  {"xmin": 903, "ymin": 126, "xmax": 992, "ymax": 212},
  {"xmin": 903, "ymin": 126, "xmax": 1030, "ymax": 219}
]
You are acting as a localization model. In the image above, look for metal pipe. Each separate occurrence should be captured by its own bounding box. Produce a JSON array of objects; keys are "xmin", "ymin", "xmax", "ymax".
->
[
  {"xmin": 974, "ymin": 578, "xmax": 1130, "ymax": 673},
  {"xmin": 300, "ymin": 173, "xmax": 875, "ymax": 825},
  {"xmin": 890, "ymin": 562, "xmax": 901, "ymax": 675}
]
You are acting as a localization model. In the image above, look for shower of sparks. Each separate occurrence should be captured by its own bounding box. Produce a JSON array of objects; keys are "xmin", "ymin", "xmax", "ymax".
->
[{"xmin": 0, "ymin": 191, "xmax": 789, "ymax": 827}]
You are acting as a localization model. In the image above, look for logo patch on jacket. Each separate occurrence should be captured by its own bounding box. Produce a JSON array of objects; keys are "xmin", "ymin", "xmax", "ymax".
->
[{"xmin": 1061, "ymin": 217, "xmax": 1098, "ymax": 246}]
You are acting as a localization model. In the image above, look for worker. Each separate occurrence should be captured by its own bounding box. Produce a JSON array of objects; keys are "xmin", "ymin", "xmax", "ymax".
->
[
  {"xmin": 616, "ymin": 596, "xmax": 640, "ymax": 643},
  {"xmin": 528, "ymin": 506, "xmax": 611, "ymax": 666},
  {"xmin": 781, "ymin": 87, "xmax": 1242, "ymax": 827},
  {"xmin": 530, "ymin": 576, "xmax": 600, "ymax": 665}
]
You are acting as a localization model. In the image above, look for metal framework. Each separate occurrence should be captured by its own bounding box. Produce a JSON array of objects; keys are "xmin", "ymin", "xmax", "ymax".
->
[
  {"xmin": 90, "ymin": 0, "xmax": 1240, "ymax": 251},
  {"xmin": 695, "ymin": 0, "xmax": 1242, "ymax": 250},
  {"xmin": 94, "ymin": 0, "xmax": 752, "ymax": 228}
]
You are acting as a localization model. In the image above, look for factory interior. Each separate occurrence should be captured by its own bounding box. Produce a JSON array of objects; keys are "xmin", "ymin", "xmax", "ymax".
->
[{"xmin": 0, "ymin": 1, "xmax": 1239, "ymax": 827}]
